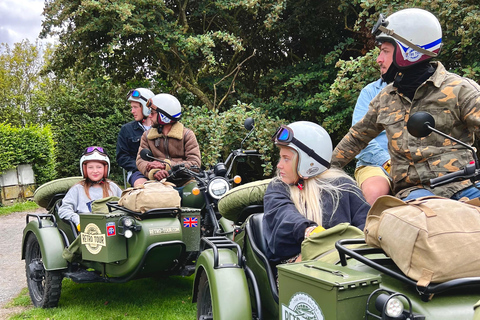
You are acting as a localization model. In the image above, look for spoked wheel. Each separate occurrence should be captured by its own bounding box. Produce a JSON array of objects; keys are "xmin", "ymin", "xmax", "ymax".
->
[
  {"xmin": 197, "ymin": 271, "xmax": 214, "ymax": 320},
  {"xmin": 24, "ymin": 233, "xmax": 63, "ymax": 308}
]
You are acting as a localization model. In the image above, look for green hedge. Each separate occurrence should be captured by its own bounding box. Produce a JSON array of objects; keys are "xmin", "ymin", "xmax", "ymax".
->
[{"xmin": 0, "ymin": 123, "xmax": 56, "ymax": 185}]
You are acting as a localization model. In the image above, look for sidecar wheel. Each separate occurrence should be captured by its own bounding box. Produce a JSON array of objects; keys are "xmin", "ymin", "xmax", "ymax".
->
[
  {"xmin": 197, "ymin": 271, "xmax": 214, "ymax": 320},
  {"xmin": 25, "ymin": 233, "xmax": 63, "ymax": 308}
]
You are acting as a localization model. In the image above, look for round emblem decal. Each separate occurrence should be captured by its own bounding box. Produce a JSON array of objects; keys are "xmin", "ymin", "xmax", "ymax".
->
[
  {"xmin": 81, "ymin": 223, "xmax": 106, "ymax": 255},
  {"xmin": 282, "ymin": 292, "xmax": 324, "ymax": 320}
]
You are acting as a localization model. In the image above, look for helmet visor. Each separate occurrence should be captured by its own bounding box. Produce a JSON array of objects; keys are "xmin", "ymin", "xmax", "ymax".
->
[
  {"xmin": 127, "ymin": 89, "xmax": 148, "ymax": 102},
  {"xmin": 83, "ymin": 146, "xmax": 107, "ymax": 156}
]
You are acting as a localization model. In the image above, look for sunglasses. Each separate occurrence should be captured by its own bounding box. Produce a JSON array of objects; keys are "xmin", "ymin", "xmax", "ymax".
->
[
  {"xmin": 372, "ymin": 13, "xmax": 388, "ymax": 36},
  {"xmin": 127, "ymin": 89, "xmax": 148, "ymax": 102},
  {"xmin": 83, "ymin": 146, "xmax": 107, "ymax": 156},
  {"xmin": 272, "ymin": 125, "xmax": 331, "ymax": 169}
]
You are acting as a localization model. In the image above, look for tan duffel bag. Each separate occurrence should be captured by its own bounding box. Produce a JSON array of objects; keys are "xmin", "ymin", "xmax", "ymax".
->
[
  {"xmin": 118, "ymin": 181, "xmax": 181, "ymax": 213},
  {"xmin": 364, "ymin": 195, "xmax": 480, "ymax": 287}
]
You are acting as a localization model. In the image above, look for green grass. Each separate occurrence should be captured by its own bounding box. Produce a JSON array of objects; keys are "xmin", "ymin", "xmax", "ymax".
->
[
  {"xmin": 6, "ymin": 276, "xmax": 197, "ymax": 319},
  {"xmin": 0, "ymin": 200, "xmax": 40, "ymax": 217}
]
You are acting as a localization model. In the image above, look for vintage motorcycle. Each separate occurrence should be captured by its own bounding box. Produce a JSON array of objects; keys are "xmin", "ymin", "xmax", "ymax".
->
[
  {"xmin": 192, "ymin": 112, "xmax": 480, "ymax": 320},
  {"xmin": 22, "ymin": 118, "xmax": 262, "ymax": 308}
]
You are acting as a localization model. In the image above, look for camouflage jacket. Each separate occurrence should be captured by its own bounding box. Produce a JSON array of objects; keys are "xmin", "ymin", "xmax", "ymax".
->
[{"xmin": 332, "ymin": 62, "xmax": 480, "ymax": 198}]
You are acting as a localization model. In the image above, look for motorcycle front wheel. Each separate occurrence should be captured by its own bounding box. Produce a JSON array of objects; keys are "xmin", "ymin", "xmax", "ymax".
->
[{"xmin": 24, "ymin": 233, "xmax": 63, "ymax": 308}]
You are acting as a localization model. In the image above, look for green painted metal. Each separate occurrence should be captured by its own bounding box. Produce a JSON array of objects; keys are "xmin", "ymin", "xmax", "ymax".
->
[
  {"xmin": 22, "ymin": 219, "xmax": 68, "ymax": 270},
  {"xmin": 194, "ymin": 249, "xmax": 252, "ymax": 320}
]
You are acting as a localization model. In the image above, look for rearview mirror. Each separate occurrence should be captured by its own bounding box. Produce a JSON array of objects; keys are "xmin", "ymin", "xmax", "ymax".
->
[{"xmin": 407, "ymin": 111, "xmax": 435, "ymax": 138}]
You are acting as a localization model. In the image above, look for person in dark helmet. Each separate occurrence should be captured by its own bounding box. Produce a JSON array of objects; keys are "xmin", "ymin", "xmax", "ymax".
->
[
  {"xmin": 116, "ymin": 88, "xmax": 155, "ymax": 187},
  {"xmin": 263, "ymin": 121, "xmax": 369, "ymax": 264},
  {"xmin": 58, "ymin": 147, "xmax": 123, "ymax": 230},
  {"xmin": 136, "ymin": 93, "xmax": 201, "ymax": 185},
  {"xmin": 332, "ymin": 8, "xmax": 480, "ymax": 201}
]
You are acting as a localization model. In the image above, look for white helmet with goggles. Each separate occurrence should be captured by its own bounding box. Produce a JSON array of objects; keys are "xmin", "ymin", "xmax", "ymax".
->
[
  {"xmin": 79, "ymin": 146, "xmax": 110, "ymax": 179},
  {"xmin": 126, "ymin": 88, "xmax": 155, "ymax": 117},
  {"xmin": 372, "ymin": 8, "xmax": 442, "ymax": 69},
  {"xmin": 147, "ymin": 93, "xmax": 182, "ymax": 125},
  {"xmin": 273, "ymin": 121, "xmax": 332, "ymax": 179}
]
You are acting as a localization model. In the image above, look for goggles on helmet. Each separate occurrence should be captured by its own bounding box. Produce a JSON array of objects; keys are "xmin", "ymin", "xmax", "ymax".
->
[
  {"xmin": 83, "ymin": 146, "xmax": 107, "ymax": 156},
  {"xmin": 272, "ymin": 126, "xmax": 331, "ymax": 170},
  {"xmin": 127, "ymin": 89, "xmax": 149, "ymax": 102},
  {"xmin": 372, "ymin": 13, "xmax": 388, "ymax": 37},
  {"xmin": 146, "ymin": 99, "xmax": 178, "ymax": 123}
]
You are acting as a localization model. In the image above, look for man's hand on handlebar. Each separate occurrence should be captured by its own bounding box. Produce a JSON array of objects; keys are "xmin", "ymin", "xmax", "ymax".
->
[
  {"xmin": 146, "ymin": 161, "xmax": 166, "ymax": 171},
  {"xmin": 154, "ymin": 169, "xmax": 170, "ymax": 181}
]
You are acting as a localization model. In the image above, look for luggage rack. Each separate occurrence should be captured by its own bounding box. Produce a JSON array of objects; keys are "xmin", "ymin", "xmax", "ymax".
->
[
  {"xmin": 335, "ymin": 239, "xmax": 480, "ymax": 300},
  {"xmin": 106, "ymin": 201, "xmax": 185, "ymax": 218}
]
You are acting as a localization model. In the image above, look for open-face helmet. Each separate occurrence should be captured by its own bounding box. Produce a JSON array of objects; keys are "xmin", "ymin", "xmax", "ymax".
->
[
  {"xmin": 272, "ymin": 121, "xmax": 332, "ymax": 179},
  {"xmin": 126, "ymin": 88, "xmax": 155, "ymax": 117},
  {"xmin": 372, "ymin": 8, "xmax": 442, "ymax": 69},
  {"xmin": 146, "ymin": 93, "xmax": 182, "ymax": 125},
  {"xmin": 79, "ymin": 146, "xmax": 110, "ymax": 179}
]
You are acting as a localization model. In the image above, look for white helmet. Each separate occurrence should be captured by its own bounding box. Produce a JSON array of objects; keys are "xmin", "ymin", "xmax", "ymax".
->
[
  {"xmin": 146, "ymin": 93, "xmax": 182, "ymax": 125},
  {"xmin": 126, "ymin": 88, "xmax": 155, "ymax": 117},
  {"xmin": 79, "ymin": 146, "xmax": 110, "ymax": 179},
  {"xmin": 273, "ymin": 121, "xmax": 332, "ymax": 179},
  {"xmin": 372, "ymin": 8, "xmax": 442, "ymax": 69}
]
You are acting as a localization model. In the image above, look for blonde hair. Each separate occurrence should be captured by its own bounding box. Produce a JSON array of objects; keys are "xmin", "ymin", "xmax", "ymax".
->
[{"xmin": 275, "ymin": 146, "xmax": 360, "ymax": 225}]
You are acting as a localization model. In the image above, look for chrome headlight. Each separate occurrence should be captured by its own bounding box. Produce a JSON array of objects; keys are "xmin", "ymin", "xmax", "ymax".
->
[{"xmin": 208, "ymin": 178, "xmax": 230, "ymax": 199}]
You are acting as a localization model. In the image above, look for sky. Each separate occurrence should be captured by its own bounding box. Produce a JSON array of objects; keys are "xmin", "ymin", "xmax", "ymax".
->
[{"xmin": 0, "ymin": 0, "xmax": 55, "ymax": 48}]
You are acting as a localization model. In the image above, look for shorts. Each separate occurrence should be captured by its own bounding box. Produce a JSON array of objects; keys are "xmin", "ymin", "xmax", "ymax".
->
[
  {"xmin": 128, "ymin": 171, "xmax": 147, "ymax": 186},
  {"xmin": 354, "ymin": 165, "xmax": 392, "ymax": 188}
]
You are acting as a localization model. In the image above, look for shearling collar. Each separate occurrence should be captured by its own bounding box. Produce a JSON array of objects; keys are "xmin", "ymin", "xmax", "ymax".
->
[{"xmin": 147, "ymin": 122, "xmax": 184, "ymax": 140}]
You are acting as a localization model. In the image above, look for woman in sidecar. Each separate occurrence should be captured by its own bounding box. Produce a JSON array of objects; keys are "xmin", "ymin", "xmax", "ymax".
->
[{"xmin": 263, "ymin": 121, "xmax": 370, "ymax": 265}]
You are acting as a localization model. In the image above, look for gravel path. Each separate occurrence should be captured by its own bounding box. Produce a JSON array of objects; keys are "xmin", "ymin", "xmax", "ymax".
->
[{"xmin": 0, "ymin": 208, "xmax": 47, "ymax": 318}]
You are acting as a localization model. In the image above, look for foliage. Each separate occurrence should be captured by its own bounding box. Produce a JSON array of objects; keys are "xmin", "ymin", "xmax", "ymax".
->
[
  {"xmin": 0, "ymin": 123, "xmax": 56, "ymax": 185},
  {"xmin": 179, "ymin": 103, "xmax": 284, "ymax": 178},
  {"xmin": 41, "ymin": 0, "xmax": 357, "ymax": 110},
  {"xmin": 8, "ymin": 277, "xmax": 196, "ymax": 319},
  {"xmin": 0, "ymin": 41, "xmax": 55, "ymax": 126}
]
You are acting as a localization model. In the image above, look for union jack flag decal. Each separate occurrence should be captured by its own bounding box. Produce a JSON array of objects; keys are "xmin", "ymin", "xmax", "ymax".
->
[{"xmin": 183, "ymin": 217, "xmax": 198, "ymax": 228}]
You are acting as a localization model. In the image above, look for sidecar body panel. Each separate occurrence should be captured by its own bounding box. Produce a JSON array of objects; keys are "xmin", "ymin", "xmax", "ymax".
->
[
  {"xmin": 22, "ymin": 219, "xmax": 67, "ymax": 270},
  {"xmin": 193, "ymin": 248, "xmax": 253, "ymax": 320}
]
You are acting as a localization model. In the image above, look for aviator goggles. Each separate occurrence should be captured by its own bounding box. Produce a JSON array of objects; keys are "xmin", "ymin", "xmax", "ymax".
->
[
  {"xmin": 272, "ymin": 126, "xmax": 331, "ymax": 169},
  {"xmin": 146, "ymin": 99, "xmax": 178, "ymax": 122},
  {"xmin": 127, "ymin": 89, "xmax": 149, "ymax": 102},
  {"xmin": 83, "ymin": 146, "xmax": 108, "ymax": 156}
]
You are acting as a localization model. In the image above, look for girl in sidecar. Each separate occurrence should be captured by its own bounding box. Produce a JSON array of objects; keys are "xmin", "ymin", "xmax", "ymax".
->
[
  {"xmin": 58, "ymin": 146, "xmax": 123, "ymax": 230},
  {"xmin": 264, "ymin": 121, "xmax": 370, "ymax": 264}
]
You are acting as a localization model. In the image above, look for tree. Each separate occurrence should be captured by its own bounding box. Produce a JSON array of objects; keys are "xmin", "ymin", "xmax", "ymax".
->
[
  {"xmin": 41, "ymin": 0, "xmax": 357, "ymax": 111},
  {"xmin": 0, "ymin": 41, "xmax": 52, "ymax": 126}
]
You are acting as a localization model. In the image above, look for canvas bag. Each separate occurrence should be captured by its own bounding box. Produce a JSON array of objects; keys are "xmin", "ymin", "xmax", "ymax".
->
[
  {"xmin": 118, "ymin": 181, "xmax": 181, "ymax": 213},
  {"xmin": 301, "ymin": 223, "xmax": 365, "ymax": 263},
  {"xmin": 364, "ymin": 195, "xmax": 480, "ymax": 287}
]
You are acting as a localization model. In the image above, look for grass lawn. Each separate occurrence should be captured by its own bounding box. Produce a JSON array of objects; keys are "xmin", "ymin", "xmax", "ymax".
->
[
  {"xmin": 0, "ymin": 201, "xmax": 40, "ymax": 217},
  {"xmin": 6, "ymin": 275, "xmax": 197, "ymax": 319}
]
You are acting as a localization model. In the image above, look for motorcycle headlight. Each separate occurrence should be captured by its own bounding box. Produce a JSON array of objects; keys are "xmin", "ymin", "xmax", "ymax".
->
[
  {"xmin": 375, "ymin": 293, "xmax": 405, "ymax": 318},
  {"xmin": 208, "ymin": 178, "xmax": 230, "ymax": 199}
]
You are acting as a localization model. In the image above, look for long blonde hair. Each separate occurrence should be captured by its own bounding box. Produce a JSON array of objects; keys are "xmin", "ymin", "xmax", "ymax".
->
[{"xmin": 275, "ymin": 147, "xmax": 360, "ymax": 225}]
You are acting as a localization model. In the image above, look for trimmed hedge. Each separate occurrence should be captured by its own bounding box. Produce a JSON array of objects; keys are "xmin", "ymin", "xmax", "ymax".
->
[{"xmin": 0, "ymin": 123, "xmax": 56, "ymax": 185}]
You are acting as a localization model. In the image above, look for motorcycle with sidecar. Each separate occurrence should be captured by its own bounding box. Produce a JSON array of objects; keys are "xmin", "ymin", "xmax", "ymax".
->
[
  {"xmin": 21, "ymin": 118, "xmax": 262, "ymax": 308},
  {"xmin": 192, "ymin": 112, "xmax": 480, "ymax": 320}
]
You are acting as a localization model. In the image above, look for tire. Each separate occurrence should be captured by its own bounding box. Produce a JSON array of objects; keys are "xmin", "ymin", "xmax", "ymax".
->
[
  {"xmin": 24, "ymin": 233, "xmax": 63, "ymax": 308},
  {"xmin": 196, "ymin": 271, "xmax": 214, "ymax": 320}
]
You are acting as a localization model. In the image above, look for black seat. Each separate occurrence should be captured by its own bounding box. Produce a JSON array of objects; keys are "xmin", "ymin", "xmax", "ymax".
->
[
  {"xmin": 246, "ymin": 213, "xmax": 279, "ymax": 303},
  {"xmin": 248, "ymin": 213, "xmax": 269, "ymax": 257}
]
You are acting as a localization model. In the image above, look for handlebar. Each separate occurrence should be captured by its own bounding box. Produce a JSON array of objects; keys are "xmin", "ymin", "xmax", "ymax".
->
[
  {"xmin": 430, "ymin": 163, "xmax": 478, "ymax": 188},
  {"xmin": 242, "ymin": 150, "xmax": 259, "ymax": 154}
]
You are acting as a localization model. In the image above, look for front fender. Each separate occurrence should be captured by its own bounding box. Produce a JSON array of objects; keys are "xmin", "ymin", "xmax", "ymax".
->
[
  {"xmin": 22, "ymin": 219, "xmax": 68, "ymax": 271},
  {"xmin": 193, "ymin": 248, "xmax": 252, "ymax": 320}
]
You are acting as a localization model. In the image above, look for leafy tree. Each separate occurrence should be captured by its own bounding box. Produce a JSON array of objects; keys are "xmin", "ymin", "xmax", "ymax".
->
[
  {"xmin": 41, "ymin": 0, "xmax": 357, "ymax": 111},
  {"xmin": 0, "ymin": 41, "xmax": 54, "ymax": 126}
]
